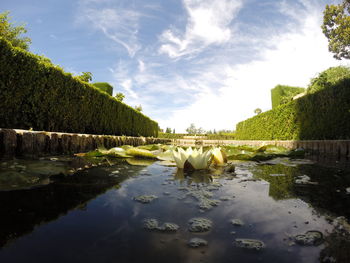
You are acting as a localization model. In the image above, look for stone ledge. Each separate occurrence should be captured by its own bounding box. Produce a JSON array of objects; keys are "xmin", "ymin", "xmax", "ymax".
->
[{"xmin": 0, "ymin": 128, "xmax": 171, "ymax": 158}]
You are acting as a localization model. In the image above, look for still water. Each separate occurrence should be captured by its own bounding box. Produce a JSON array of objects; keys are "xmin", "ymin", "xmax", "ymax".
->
[{"xmin": 0, "ymin": 156, "xmax": 349, "ymax": 263}]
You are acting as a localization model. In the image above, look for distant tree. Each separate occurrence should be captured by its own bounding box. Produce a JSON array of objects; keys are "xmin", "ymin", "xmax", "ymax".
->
[
  {"xmin": 197, "ymin": 127, "xmax": 205, "ymax": 134},
  {"xmin": 322, "ymin": 0, "xmax": 350, "ymax": 59},
  {"xmin": 173, "ymin": 128, "xmax": 176, "ymax": 134},
  {"xmin": 115, "ymin": 92, "xmax": 125, "ymax": 102},
  {"xmin": 185, "ymin": 123, "xmax": 205, "ymax": 134},
  {"xmin": 254, "ymin": 108, "xmax": 262, "ymax": 115},
  {"xmin": 134, "ymin": 105, "xmax": 142, "ymax": 112},
  {"xmin": 165, "ymin": 127, "xmax": 172, "ymax": 133},
  {"xmin": 186, "ymin": 123, "xmax": 197, "ymax": 134},
  {"xmin": 77, "ymin": 72, "xmax": 92, "ymax": 82},
  {"xmin": 0, "ymin": 11, "xmax": 31, "ymax": 50}
]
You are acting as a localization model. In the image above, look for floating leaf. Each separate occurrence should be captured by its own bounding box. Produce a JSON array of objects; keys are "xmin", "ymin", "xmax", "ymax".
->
[
  {"xmin": 126, "ymin": 148, "xmax": 157, "ymax": 159},
  {"xmin": 126, "ymin": 158, "xmax": 155, "ymax": 166}
]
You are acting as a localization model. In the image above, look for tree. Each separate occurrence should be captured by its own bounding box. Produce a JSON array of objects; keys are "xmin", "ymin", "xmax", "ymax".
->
[
  {"xmin": 254, "ymin": 108, "xmax": 262, "ymax": 115},
  {"xmin": 115, "ymin": 92, "xmax": 125, "ymax": 102},
  {"xmin": 322, "ymin": 0, "xmax": 350, "ymax": 59},
  {"xmin": 134, "ymin": 105, "xmax": 142, "ymax": 112},
  {"xmin": 186, "ymin": 123, "xmax": 197, "ymax": 134},
  {"xmin": 185, "ymin": 123, "xmax": 205, "ymax": 134},
  {"xmin": 173, "ymin": 128, "xmax": 175, "ymax": 134},
  {"xmin": 77, "ymin": 72, "xmax": 92, "ymax": 82},
  {"xmin": 165, "ymin": 127, "xmax": 172, "ymax": 133},
  {"xmin": 0, "ymin": 11, "xmax": 31, "ymax": 50}
]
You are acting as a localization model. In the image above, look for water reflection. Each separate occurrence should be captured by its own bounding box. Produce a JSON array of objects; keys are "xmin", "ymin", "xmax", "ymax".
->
[
  {"xmin": 0, "ymin": 159, "xmax": 144, "ymax": 248},
  {"xmin": 0, "ymin": 157, "xmax": 349, "ymax": 263}
]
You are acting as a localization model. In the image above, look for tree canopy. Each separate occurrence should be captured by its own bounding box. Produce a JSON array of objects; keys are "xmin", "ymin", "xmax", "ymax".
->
[
  {"xmin": 77, "ymin": 72, "xmax": 92, "ymax": 83},
  {"xmin": 0, "ymin": 11, "xmax": 31, "ymax": 50},
  {"xmin": 322, "ymin": 0, "xmax": 350, "ymax": 59}
]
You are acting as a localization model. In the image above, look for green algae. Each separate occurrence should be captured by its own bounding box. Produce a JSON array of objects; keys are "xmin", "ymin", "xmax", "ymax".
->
[
  {"xmin": 188, "ymin": 218, "xmax": 212, "ymax": 232},
  {"xmin": 134, "ymin": 195, "xmax": 158, "ymax": 204},
  {"xmin": 188, "ymin": 237, "xmax": 208, "ymax": 248},
  {"xmin": 234, "ymin": 239, "xmax": 265, "ymax": 250}
]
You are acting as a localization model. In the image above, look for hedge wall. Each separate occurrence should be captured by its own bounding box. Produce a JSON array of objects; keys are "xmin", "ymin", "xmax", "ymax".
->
[
  {"xmin": 271, "ymin": 85, "xmax": 305, "ymax": 109},
  {"xmin": 236, "ymin": 78, "xmax": 350, "ymax": 140},
  {"xmin": 92, "ymin": 82, "xmax": 113, "ymax": 96},
  {"xmin": 0, "ymin": 38, "xmax": 158, "ymax": 137}
]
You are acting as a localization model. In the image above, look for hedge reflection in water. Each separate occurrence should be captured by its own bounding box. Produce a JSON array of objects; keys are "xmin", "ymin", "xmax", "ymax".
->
[{"xmin": 0, "ymin": 156, "xmax": 349, "ymax": 263}]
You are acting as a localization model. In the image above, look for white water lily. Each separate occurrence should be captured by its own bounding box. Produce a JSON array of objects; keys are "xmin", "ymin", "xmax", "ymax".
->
[
  {"xmin": 172, "ymin": 147, "xmax": 193, "ymax": 168},
  {"xmin": 211, "ymin": 147, "xmax": 227, "ymax": 165},
  {"xmin": 172, "ymin": 147, "xmax": 212, "ymax": 170}
]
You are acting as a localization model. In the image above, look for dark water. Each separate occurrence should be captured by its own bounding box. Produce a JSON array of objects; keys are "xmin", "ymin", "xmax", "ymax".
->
[{"xmin": 0, "ymin": 157, "xmax": 349, "ymax": 263}]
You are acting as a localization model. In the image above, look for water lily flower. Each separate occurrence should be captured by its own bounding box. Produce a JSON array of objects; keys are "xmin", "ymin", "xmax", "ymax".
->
[
  {"xmin": 172, "ymin": 147, "xmax": 193, "ymax": 169},
  {"xmin": 211, "ymin": 147, "xmax": 227, "ymax": 165},
  {"xmin": 172, "ymin": 147, "xmax": 212, "ymax": 171}
]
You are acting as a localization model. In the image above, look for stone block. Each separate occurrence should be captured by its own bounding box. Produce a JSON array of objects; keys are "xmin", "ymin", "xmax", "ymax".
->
[
  {"xmin": 2, "ymin": 129, "xmax": 17, "ymax": 156},
  {"xmin": 21, "ymin": 132, "xmax": 34, "ymax": 155}
]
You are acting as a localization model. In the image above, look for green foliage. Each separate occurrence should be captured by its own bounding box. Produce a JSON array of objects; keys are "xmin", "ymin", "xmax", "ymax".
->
[
  {"xmin": 158, "ymin": 133, "xmax": 186, "ymax": 139},
  {"xmin": 236, "ymin": 69, "xmax": 350, "ymax": 140},
  {"xmin": 307, "ymin": 66, "xmax": 350, "ymax": 94},
  {"xmin": 186, "ymin": 123, "xmax": 205, "ymax": 134},
  {"xmin": 271, "ymin": 85, "xmax": 305, "ymax": 108},
  {"xmin": 0, "ymin": 38, "xmax": 158, "ymax": 137},
  {"xmin": 92, "ymin": 82, "xmax": 113, "ymax": 96},
  {"xmin": 76, "ymin": 72, "xmax": 92, "ymax": 83},
  {"xmin": 254, "ymin": 108, "xmax": 262, "ymax": 115},
  {"xmin": 0, "ymin": 11, "xmax": 31, "ymax": 50},
  {"xmin": 206, "ymin": 133, "xmax": 235, "ymax": 140},
  {"xmin": 322, "ymin": 1, "xmax": 350, "ymax": 59},
  {"xmin": 134, "ymin": 105, "xmax": 142, "ymax": 112},
  {"xmin": 165, "ymin": 127, "xmax": 172, "ymax": 133},
  {"xmin": 115, "ymin": 92, "xmax": 125, "ymax": 102}
]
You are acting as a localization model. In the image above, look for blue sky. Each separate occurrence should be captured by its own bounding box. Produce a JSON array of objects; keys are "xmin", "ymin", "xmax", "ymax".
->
[{"xmin": 2, "ymin": 0, "xmax": 347, "ymax": 132}]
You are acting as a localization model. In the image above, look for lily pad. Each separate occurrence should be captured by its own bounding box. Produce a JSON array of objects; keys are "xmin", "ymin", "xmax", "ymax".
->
[
  {"xmin": 126, "ymin": 158, "xmax": 155, "ymax": 166},
  {"xmin": 126, "ymin": 148, "xmax": 157, "ymax": 159}
]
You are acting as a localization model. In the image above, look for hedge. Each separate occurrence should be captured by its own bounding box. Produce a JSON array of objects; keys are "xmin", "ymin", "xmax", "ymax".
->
[
  {"xmin": 0, "ymin": 38, "xmax": 158, "ymax": 137},
  {"xmin": 271, "ymin": 85, "xmax": 305, "ymax": 109},
  {"xmin": 92, "ymin": 82, "xmax": 113, "ymax": 96},
  {"xmin": 235, "ymin": 77, "xmax": 350, "ymax": 140}
]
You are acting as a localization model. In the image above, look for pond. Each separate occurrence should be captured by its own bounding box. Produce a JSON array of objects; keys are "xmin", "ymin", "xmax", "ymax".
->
[{"xmin": 0, "ymin": 154, "xmax": 349, "ymax": 263}]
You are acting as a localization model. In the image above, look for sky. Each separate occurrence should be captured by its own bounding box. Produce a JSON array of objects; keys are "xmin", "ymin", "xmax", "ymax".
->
[{"xmin": 2, "ymin": 0, "xmax": 348, "ymax": 132}]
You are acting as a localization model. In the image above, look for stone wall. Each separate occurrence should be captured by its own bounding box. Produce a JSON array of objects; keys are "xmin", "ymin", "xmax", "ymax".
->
[
  {"xmin": 173, "ymin": 139, "xmax": 350, "ymax": 158},
  {"xmin": 0, "ymin": 129, "xmax": 171, "ymax": 158}
]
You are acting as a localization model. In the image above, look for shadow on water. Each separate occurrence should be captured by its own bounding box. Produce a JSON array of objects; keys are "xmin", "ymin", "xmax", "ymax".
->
[
  {"xmin": 0, "ymin": 157, "xmax": 144, "ymax": 249},
  {"xmin": 0, "ymin": 155, "xmax": 350, "ymax": 263},
  {"xmin": 253, "ymin": 159, "xmax": 350, "ymax": 219}
]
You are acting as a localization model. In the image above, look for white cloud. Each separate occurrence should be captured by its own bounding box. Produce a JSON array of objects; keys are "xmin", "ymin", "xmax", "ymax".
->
[
  {"xmin": 138, "ymin": 60, "xmax": 146, "ymax": 72},
  {"xmin": 159, "ymin": 0, "xmax": 243, "ymax": 58},
  {"xmin": 121, "ymin": 79, "xmax": 138, "ymax": 99},
  {"xmin": 157, "ymin": 0, "xmax": 346, "ymax": 132},
  {"xmin": 78, "ymin": 5, "xmax": 141, "ymax": 57}
]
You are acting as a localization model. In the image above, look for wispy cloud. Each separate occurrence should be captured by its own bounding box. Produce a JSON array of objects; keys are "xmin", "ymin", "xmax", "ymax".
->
[
  {"xmin": 159, "ymin": 0, "xmax": 243, "ymax": 58},
  {"xmin": 77, "ymin": 2, "xmax": 141, "ymax": 57},
  {"xmin": 156, "ymin": 0, "xmax": 345, "ymax": 132}
]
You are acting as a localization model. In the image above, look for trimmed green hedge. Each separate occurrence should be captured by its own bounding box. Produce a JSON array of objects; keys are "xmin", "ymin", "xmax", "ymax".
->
[
  {"xmin": 158, "ymin": 133, "xmax": 186, "ymax": 139},
  {"xmin": 92, "ymin": 82, "xmax": 113, "ymax": 96},
  {"xmin": 271, "ymin": 85, "xmax": 305, "ymax": 109},
  {"xmin": 0, "ymin": 38, "xmax": 158, "ymax": 137},
  {"xmin": 236, "ymin": 77, "xmax": 350, "ymax": 140}
]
